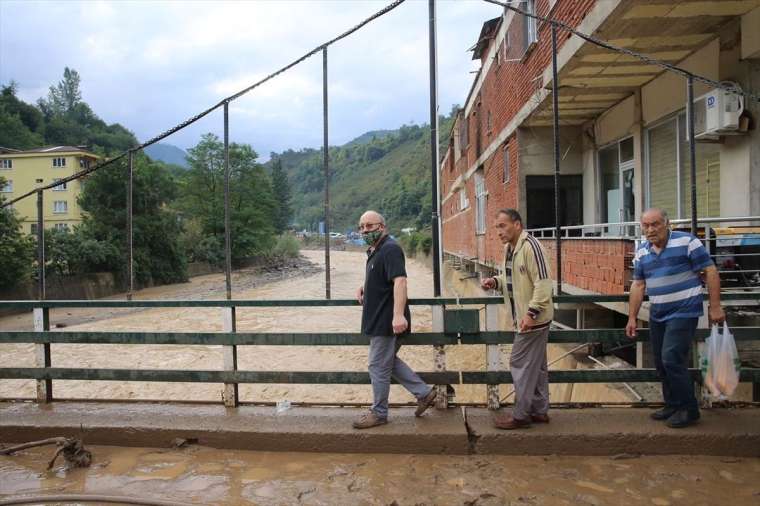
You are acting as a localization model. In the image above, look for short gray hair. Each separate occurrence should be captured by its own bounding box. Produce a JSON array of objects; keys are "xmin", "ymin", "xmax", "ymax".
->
[{"xmin": 642, "ymin": 208, "xmax": 669, "ymax": 223}]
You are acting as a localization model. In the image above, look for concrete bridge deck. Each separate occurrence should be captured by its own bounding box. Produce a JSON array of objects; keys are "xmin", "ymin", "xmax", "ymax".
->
[{"xmin": 1, "ymin": 402, "xmax": 758, "ymax": 457}]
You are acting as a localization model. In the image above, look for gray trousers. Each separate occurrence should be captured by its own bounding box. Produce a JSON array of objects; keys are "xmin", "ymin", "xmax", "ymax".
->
[
  {"xmin": 510, "ymin": 326, "xmax": 549, "ymax": 420},
  {"xmin": 369, "ymin": 335, "xmax": 431, "ymax": 419}
]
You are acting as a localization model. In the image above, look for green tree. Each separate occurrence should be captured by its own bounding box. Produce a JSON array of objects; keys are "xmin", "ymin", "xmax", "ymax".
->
[
  {"xmin": 0, "ymin": 83, "xmax": 44, "ymax": 149},
  {"xmin": 0, "ymin": 177, "xmax": 35, "ymax": 289},
  {"xmin": 33, "ymin": 68, "xmax": 138, "ymax": 155},
  {"xmin": 38, "ymin": 67, "xmax": 82, "ymax": 118},
  {"xmin": 179, "ymin": 133, "xmax": 276, "ymax": 265},
  {"xmin": 76, "ymin": 155, "xmax": 187, "ymax": 284},
  {"xmin": 270, "ymin": 157, "xmax": 292, "ymax": 233}
]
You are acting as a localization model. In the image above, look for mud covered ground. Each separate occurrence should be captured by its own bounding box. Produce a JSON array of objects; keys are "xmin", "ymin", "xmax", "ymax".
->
[{"xmin": 2, "ymin": 444, "xmax": 759, "ymax": 505}]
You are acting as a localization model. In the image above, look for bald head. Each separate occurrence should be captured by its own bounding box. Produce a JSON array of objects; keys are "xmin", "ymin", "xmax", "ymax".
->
[
  {"xmin": 360, "ymin": 210, "xmax": 385, "ymax": 226},
  {"xmin": 358, "ymin": 211, "xmax": 388, "ymax": 247}
]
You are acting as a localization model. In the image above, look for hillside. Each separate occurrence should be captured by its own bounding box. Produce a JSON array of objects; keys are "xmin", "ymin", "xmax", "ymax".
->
[
  {"xmin": 269, "ymin": 111, "xmax": 457, "ymax": 233},
  {"xmin": 144, "ymin": 143, "xmax": 189, "ymax": 168}
]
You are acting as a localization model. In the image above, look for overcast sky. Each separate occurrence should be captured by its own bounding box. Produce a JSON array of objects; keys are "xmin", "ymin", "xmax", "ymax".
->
[{"xmin": 0, "ymin": 0, "xmax": 499, "ymax": 158}]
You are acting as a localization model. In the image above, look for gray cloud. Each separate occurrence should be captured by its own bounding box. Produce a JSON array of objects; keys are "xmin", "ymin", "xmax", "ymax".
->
[{"xmin": 0, "ymin": 0, "xmax": 498, "ymax": 157}]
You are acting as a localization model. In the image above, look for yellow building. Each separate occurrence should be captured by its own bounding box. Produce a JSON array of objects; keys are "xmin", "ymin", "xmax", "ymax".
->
[{"xmin": 0, "ymin": 146, "xmax": 100, "ymax": 234}]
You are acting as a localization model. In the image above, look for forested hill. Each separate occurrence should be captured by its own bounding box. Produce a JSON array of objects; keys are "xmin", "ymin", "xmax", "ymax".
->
[{"xmin": 268, "ymin": 110, "xmax": 456, "ymax": 234}]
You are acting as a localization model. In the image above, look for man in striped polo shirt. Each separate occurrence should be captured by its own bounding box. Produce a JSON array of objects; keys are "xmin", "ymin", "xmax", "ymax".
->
[
  {"xmin": 626, "ymin": 208, "xmax": 725, "ymax": 428},
  {"xmin": 481, "ymin": 209, "xmax": 554, "ymax": 429}
]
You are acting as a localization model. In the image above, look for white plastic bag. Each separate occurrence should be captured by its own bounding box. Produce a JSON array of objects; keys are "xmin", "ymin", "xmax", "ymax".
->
[{"xmin": 701, "ymin": 323, "xmax": 741, "ymax": 400}]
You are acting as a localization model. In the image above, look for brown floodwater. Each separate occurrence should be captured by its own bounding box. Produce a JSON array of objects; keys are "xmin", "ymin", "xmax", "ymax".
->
[
  {"xmin": 2, "ymin": 444, "xmax": 759, "ymax": 505},
  {"xmin": 0, "ymin": 250, "xmax": 635, "ymax": 405}
]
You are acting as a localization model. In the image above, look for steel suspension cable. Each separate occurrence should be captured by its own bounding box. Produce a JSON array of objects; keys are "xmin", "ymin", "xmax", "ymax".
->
[{"xmin": 1, "ymin": 0, "xmax": 406, "ymax": 210}]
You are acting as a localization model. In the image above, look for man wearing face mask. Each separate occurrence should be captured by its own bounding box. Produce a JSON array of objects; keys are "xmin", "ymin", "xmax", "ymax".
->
[{"xmin": 352, "ymin": 210, "xmax": 437, "ymax": 429}]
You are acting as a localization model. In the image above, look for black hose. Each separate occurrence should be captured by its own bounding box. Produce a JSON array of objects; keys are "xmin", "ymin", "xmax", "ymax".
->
[{"xmin": 0, "ymin": 494, "xmax": 193, "ymax": 506}]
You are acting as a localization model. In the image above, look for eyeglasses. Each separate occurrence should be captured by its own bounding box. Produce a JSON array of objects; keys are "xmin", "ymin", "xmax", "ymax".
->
[{"xmin": 358, "ymin": 222, "xmax": 383, "ymax": 232}]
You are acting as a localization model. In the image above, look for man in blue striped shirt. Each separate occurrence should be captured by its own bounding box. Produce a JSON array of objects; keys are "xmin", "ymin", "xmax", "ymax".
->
[{"xmin": 626, "ymin": 208, "xmax": 725, "ymax": 428}]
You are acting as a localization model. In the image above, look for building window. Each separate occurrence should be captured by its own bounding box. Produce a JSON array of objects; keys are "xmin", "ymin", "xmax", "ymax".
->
[
  {"xmin": 523, "ymin": 0, "xmax": 538, "ymax": 48},
  {"xmin": 53, "ymin": 200, "xmax": 68, "ymax": 214},
  {"xmin": 0, "ymin": 159, "xmax": 12, "ymax": 169},
  {"xmin": 459, "ymin": 114, "xmax": 469, "ymax": 154},
  {"xmin": 54, "ymin": 223, "xmax": 69, "ymax": 232},
  {"xmin": 646, "ymin": 113, "xmax": 720, "ymax": 219},
  {"xmin": 53, "ymin": 157, "xmax": 66, "ymax": 167},
  {"xmin": 503, "ymin": 143, "xmax": 511, "ymax": 183},
  {"xmin": 486, "ymin": 110, "xmax": 493, "ymax": 134},
  {"xmin": 0, "ymin": 180, "xmax": 11, "ymax": 193},
  {"xmin": 599, "ymin": 137, "xmax": 635, "ymax": 224},
  {"xmin": 30, "ymin": 224, "xmax": 38, "ymax": 235},
  {"xmin": 79, "ymin": 158, "xmax": 90, "ymax": 169},
  {"xmin": 453, "ymin": 126, "xmax": 461, "ymax": 162},
  {"xmin": 53, "ymin": 179, "xmax": 67, "ymax": 191},
  {"xmin": 459, "ymin": 188, "xmax": 469, "ymax": 210},
  {"xmin": 475, "ymin": 170, "xmax": 487, "ymax": 235}
]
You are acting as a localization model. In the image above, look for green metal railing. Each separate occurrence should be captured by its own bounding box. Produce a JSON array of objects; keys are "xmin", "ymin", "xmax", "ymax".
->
[{"xmin": 1, "ymin": 294, "xmax": 759, "ymax": 408}]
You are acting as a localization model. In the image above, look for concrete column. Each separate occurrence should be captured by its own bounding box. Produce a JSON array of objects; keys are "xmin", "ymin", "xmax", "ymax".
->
[
  {"xmin": 33, "ymin": 307, "xmax": 51, "ymax": 403},
  {"xmin": 222, "ymin": 307, "xmax": 238, "ymax": 407},
  {"xmin": 432, "ymin": 305, "xmax": 448, "ymax": 409},
  {"xmin": 485, "ymin": 304, "xmax": 501, "ymax": 410}
]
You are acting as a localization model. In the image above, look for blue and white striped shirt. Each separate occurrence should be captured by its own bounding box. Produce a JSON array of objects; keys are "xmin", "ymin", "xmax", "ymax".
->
[{"xmin": 632, "ymin": 230, "xmax": 713, "ymax": 322}]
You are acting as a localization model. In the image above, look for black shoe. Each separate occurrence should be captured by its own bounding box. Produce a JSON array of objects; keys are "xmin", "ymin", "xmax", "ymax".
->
[
  {"xmin": 666, "ymin": 409, "xmax": 699, "ymax": 429},
  {"xmin": 650, "ymin": 406, "xmax": 677, "ymax": 421}
]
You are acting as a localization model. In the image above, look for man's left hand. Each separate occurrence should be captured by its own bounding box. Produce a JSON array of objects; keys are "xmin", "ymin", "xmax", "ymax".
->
[
  {"xmin": 709, "ymin": 305, "xmax": 726, "ymax": 325},
  {"xmin": 392, "ymin": 315, "xmax": 408, "ymax": 335},
  {"xmin": 518, "ymin": 315, "xmax": 534, "ymax": 333}
]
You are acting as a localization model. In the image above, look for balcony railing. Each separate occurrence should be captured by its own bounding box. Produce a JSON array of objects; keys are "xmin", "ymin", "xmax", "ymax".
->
[{"xmin": 528, "ymin": 216, "xmax": 760, "ymax": 290}]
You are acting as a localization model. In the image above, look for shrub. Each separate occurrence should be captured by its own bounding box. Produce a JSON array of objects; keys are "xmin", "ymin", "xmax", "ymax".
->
[{"xmin": 273, "ymin": 234, "xmax": 300, "ymax": 259}]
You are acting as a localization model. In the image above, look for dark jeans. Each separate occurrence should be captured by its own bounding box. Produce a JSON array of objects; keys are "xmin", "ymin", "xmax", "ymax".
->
[{"xmin": 649, "ymin": 317, "xmax": 699, "ymax": 413}]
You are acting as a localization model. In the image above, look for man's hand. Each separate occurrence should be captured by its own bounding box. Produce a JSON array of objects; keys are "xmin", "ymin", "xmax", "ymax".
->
[
  {"xmin": 356, "ymin": 285, "xmax": 364, "ymax": 305},
  {"xmin": 392, "ymin": 314, "xmax": 408, "ymax": 335},
  {"xmin": 625, "ymin": 318, "xmax": 638, "ymax": 339},
  {"xmin": 518, "ymin": 314, "xmax": 533, "ymax": 333},
  {"xmin": 709, "ymin": 305, "xmax": 726, "ymax": 325},
  {"xmin": 481, "ymin": 277, "xmax": 496, "ymax": 291}
]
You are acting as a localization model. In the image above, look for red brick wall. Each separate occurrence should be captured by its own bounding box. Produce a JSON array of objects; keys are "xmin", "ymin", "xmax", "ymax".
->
[
  {"xmin": 539, "ymin": 239, "xmax": 635, "ymax": 294},
  {"xmin": 440, "ymin": 0, "xmax": 597, "ymax": 266}
]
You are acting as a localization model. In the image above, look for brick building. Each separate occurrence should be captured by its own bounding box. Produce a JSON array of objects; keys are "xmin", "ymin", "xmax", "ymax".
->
[{"xmin": 440, "ymin": 0, "xmax": 760, "ymax": 310}]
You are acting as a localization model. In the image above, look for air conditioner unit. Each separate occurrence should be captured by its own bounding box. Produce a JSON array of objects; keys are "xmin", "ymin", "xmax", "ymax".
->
[{"xmin": 687, "ymin": 86, "xmax": 744, "ymax": 141}]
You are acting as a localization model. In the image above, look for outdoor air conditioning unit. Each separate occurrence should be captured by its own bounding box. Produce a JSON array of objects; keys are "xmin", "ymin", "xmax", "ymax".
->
[{"xmin": 687, "ymin": 85, "xmax": 744, "ymax": 141}]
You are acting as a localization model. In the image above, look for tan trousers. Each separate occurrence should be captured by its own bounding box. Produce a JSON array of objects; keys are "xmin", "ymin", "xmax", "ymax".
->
[{"xmin": 510, "ymin": 326, "xmax": 549, "ymax": 420}]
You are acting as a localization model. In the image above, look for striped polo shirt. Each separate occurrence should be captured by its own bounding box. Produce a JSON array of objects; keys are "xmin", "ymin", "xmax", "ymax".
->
[{"xmin": 632, "ymin": 230, "xmax": 714, "ymax": 322}]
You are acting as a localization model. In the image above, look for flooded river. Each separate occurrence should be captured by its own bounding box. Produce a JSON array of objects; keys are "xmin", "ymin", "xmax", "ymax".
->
[{"xmin": 0, "ymin": 249, "xmax": 635, "ymax": 404}]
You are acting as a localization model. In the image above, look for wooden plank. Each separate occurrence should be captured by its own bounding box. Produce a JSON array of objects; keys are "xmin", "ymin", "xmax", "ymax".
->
[
  {"xmin": 222, "ymin": 307, "xmax": 238, "ymax": 407},
  {"xmin": 0, "ymin": 292, "xmax": 756, "ymax": 310},
  {"xmin": 2, "ymin": 368, "xmax": 757, "ymax": 385},
  {"xmin": 485, "ymin": 304, "xmax": 501, "ymax": 410},
  {"xmin": 33, "ymin": 308, "xmax": 51, "ymax": 403},
  {"xmin": 464, "ymin": 369, "xmax": 760, "ymax": 384},
  {"xmin": 0, "ymin": 368, "xmax": 460, "ymax": 385},
  {"xmin": 0, "ymin": 332, "xmax": 459, "ymax": 346},
  {"xmin": 2, "ymin": 328, "xmax": 759, "ymax": 346}
]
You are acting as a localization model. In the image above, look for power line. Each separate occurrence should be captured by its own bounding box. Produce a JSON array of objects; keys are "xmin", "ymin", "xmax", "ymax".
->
[
  {"xmin": 483, "ymin": 0, "xmax": 760, "ymax": 103},
  {"xmin": 1, "ymin": 0, "xmax": 407, "ymax": 210}
]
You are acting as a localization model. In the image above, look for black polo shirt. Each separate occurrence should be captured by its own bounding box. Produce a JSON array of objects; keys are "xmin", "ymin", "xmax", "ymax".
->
[{"xmin": 361, "ymin": 235, "xmax": 411, "ymax": 337}]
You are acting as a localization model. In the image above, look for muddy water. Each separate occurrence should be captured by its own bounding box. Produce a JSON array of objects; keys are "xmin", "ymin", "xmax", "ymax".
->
[
  {"xmin": 2, "ymin": 444, "xmax": 759, "ymax": 505},
  {"xmin": 1, "ymin": 249, "xmax": 626, "ymax": 404}
]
